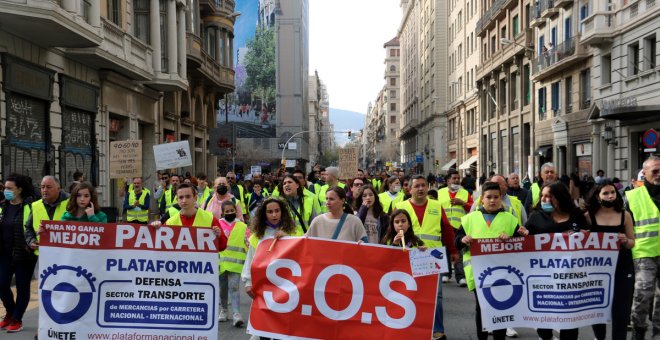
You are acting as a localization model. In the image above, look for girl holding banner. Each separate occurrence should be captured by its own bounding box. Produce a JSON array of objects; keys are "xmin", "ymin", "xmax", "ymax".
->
[
  {"xmin": 586, "ymin": 180, "xmax": 635, "ymax": 340},
  {"xmin": 524, "ymin": 182, "xmax": 589, "ymax": 340},
  {"xmin": 454, "ymin": 182, "xmax": 527, "ymax": 340},
  {"xmin": 242, "ymin": 197, "xmax": 301, "ymax": 300}
]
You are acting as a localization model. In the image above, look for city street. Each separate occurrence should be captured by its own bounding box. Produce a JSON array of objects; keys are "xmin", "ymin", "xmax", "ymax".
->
[{"xmin": 5, "ymin": 279, "xmax": 604, "ymax": 339}]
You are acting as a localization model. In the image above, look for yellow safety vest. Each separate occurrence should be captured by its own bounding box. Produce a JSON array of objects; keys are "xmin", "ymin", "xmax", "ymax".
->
[
  {"xmin": 30, "ymin": 198, "xmax": 69, "ymax": 255},
  {"xmin": 626, "ymin": 186, "xmax": 660, "ymax": 259},
  {"xmin": 289, "ymin": 192, "xmax": 319, "ymax": 234},
  {"xmin": 197, "ymin": 187, "xmax": 211, "ymax": 207},
  {"xmin": 438, "ymin": 188, "xmax": 469, "ymax": 229},
  {"xmin": 318, "ymin": 182, "xmax": 347, "ymax": 213},
  {"xmin": 219, "ymin": 221, "xmax": 248, "ymax": 274},
  {"xmin": 248, "ymin": 226, "xmax": 304, "ymax": 249},
  {"xmin": 127, "ymin": 189, "xmax": 150, "ymax": 223},
  {"xmin": 379, "ymin": 191, "xmax": 404, "ymax": 214},
  {"xmin": 461, "ymin": 210, "xmax": 518, "ymax": 291},
  {"xmin": 395, "ymin": 199, "xmax": 444, "ymax": 248},
  {"xmin": 474, "ymin": 195, "xmax": 523, "ymax": 226},
  {"xmin": 164, "ymin": 187, "xmax": 177, "ymax": 210},
  {"xmin": 531, "ymin": 182, "xmax": 541, "ymax": 207},
  {"xmin": 166, "ymin": 209, "xmax": 214, "ymax": 228}
]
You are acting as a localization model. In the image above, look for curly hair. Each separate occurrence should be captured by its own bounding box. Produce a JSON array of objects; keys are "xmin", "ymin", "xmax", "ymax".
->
[{"xmin": 251, "ymin": 197, "xmax": 297, "ymax": 239}]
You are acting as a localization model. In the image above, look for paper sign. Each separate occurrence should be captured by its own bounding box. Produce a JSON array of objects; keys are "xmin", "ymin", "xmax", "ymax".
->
[
  {"xmin": 285, "ymin": 160, "xmax": 296, "ymax": 168},
  {"xmin": 251, "ymin": 166, "xmax": 262, "ymax": 176},
  {"xmin": 153, "ymin": 140, "xmax": 193, "ymax": 170},
  {"xmin": 409, "ymin": 247, "xmax": 448, "ymax": 277},
  {"xmin": 338, "ymin": 147, "xmax": 358, "ymax": 180},
  {"xmin": 109, "ymin": 140, "xmax": 142, "ymax": 178}
]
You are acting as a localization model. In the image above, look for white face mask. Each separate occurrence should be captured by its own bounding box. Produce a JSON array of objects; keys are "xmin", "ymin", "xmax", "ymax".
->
[
  {"xmin": 392, "ymin": 185, "xmax": 401, "ymax": 193},
  {"xmin": 450, "ymin": 184, "xmax": 461, "ymax": 191}
]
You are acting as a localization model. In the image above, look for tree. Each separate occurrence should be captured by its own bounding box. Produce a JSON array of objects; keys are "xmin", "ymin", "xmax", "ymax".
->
[
  {"xmin": 319, "ymin": 148, "xmax": 339, "ymax": 167},
  {"xmin": 244, "ymin": 27, "xmax": 276, "ymax": 107}
]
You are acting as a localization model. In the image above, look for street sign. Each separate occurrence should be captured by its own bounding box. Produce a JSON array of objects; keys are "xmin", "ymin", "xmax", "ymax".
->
[
  {"xmin": 643, "ymin": 129, "xmax": 659, "ymax": 148},
  {"xmin": 416, "ymin": 154, "xmax": 424, "ymax": 164},
  {"xmin": 278, "ymin": 142, "xmax": 296, "ymax": 150}
]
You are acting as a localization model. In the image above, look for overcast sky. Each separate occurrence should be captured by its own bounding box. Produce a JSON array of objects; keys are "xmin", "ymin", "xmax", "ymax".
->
[{"xmin": 309, "ymin": 0, "xmax": 402, "ymax": 114}]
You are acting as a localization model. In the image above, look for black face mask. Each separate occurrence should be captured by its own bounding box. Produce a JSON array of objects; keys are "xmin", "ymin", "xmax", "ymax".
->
[
  {"xmin": 217, "ymin": 186, "xmax": 228, "ymax": 195},
  {"xmin": 224, "ymin": 213, "xmax": 236, "ymax": 222},
  {"xmin": 601, "ymin": 200, "xmax": 615, "ymax": 208}
]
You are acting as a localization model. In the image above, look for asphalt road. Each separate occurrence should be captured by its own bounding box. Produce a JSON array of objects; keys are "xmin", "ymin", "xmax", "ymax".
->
[{"xmin": 5, "ymin": 279, "xmax": 609, "ymax": 340}]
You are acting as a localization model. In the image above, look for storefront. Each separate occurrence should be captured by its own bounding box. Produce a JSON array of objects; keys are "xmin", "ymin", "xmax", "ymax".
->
[{"xmin": 1, "ymin": 54, "xmax": 55, "ymax": 182}]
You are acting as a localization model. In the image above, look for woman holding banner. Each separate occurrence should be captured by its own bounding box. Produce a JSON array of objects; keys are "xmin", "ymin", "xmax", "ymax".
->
[
  {"xmin": 586, "ymin": 180, "xmax": 634, "ymax": 340},
  {"xmin": 525, "ymin": 181, "xmax": 589, "ymax": 340},
  {"xmin": 454, "ymin": 182, "xmax": 527, "ymax": 340}
]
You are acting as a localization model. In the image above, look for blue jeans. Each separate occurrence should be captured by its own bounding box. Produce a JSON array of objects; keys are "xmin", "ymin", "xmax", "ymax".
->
[
  {"xmin": 433, "ymin": 277, "xmax": 444, "ymax": 333},
  {"xmin": 0, "ymin": 255, "xmax": 37, "ymax": 322}
]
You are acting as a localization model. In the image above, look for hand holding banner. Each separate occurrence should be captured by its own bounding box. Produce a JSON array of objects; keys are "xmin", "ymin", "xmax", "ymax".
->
[{"xmin": 248, "ymin": 238, "xmax": 439, "ymax": 339}]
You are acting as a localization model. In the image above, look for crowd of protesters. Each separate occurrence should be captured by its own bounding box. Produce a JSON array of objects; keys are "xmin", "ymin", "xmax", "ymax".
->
[{"xmin": 1, "ymin": 157, "xmax": 658, "ymax": 339}]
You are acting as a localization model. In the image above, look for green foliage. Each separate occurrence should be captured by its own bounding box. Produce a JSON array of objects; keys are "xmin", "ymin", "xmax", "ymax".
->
[
  {"xmin": 319, "ymin": 148, "xmax": 339, "ymax": 167},
  {"xmin": 244, "ymin": 27, "xmax": 276, "ymax": 105}
]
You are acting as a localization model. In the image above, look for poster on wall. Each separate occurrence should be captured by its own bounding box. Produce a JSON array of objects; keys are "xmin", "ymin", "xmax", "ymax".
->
[{"xmin": 217, "ymin": 0, "xmax": 277, "ymax": 138}]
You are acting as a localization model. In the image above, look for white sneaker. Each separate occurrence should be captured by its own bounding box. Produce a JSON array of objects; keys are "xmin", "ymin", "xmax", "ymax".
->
[
  {"xmin": 458, "ymin": 278, "xmax": 467, "ymax": 287},
  {"xmin": 442, "ymin": 276, "xmax": 449, "ymax": 283},
  {"xmin": 506, "ymin": 328, "xmax": 518, "ymax": 337},
  {"xmin": 218, "ymin": 309, "xmax": 227, "ymax": 322},
  {"xmin": 232, "ymin": 312, "xmax": 244, "ymax": 327}
]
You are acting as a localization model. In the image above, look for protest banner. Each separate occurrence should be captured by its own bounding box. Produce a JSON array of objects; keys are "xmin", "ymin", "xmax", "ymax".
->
[
  {"xmin": 248, "ymin": 237, "xmax": 439, "ymax": 339},
  {"xmin": 39, "ymin": 221, "xmax": 219, "ymax": 339},
  {"xmin": 409, "ymin": 247, "xmax": 448, "ymax": 277},
  {"xmin": 338, "ymin": 147, "xmax": 358, "ymax": 180},
  {"xmin": 153, "ymin": 140, "xmax": 193, "ymax": 170},
  {"xmin": 470, "ymin": 233, "xmax": 619, "ymax": 331},
  {"xmin": 109, "ymin": 140, "xmax": 142, "ymax": 178}
]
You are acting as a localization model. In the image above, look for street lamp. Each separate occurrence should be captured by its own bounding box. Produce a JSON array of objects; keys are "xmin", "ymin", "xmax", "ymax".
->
[
  {"xmin": 226, "ymin": 12, "xmax": 242, "ymax": 19},
  {"xmin": 500, "ymin": 38, "xmax": 534, "ymax": 52}
]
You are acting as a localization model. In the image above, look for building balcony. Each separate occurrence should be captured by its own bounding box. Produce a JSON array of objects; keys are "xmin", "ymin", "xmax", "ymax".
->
[
  {"xmin": 0, "ymin": 0, "xmax": 102, "ymax": 48},
  {"xmin": 190, "ymin": 49, "xmax": 235, "ymax": 93},
  {"xmin": 554, "ymin": 0, "xmax": 573, "ymax": 9},
  {"xmin": 476, "ymin": 0, "xmax": 516, "ymax": 36},
  {"xmin": 531, "ymin": 35, "xmax": 589, "ymax": 81},
  {"xmin": 530, "ymin": 0, "xmax": 558, "ymax": 28},
  {"xmin": 580, "ymin": 12, "xmax": 615, "ymax": 46},
  {"xmin": 186, "ymin": 32, "xmax": 204, "ymax": 67},
  {"xmin": 399, "ymin": 119, "xmax": 418, "ymax": 140},
  {"xmin": 67, "ymin": 18, "xmax": 153, "ymax": 80},
  {"xmin": 145, "ymin": 72, "xmax": 188, "ymax": 92}
]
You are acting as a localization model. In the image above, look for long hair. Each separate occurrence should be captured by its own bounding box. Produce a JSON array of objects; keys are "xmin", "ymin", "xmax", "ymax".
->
[
  {"xmin": 66, "ymin": 182, "xmax": 100, "ymax": 214},
  {"xmin": 4, "ymin": 173, "xmax": 37, "ymax": 203},
  {"xmin": 383, "ymin": 176, "xmax": 399, "ymax": 193},
  {"xmin": 380, "ymin": 209, "xmax": 423, "ymax": 247},
  {"xmin": 587, "ymin": 180, "xmax": 624, "ymax": 215},
  {"xmin": 251, "ymin": 197, "xmax": 297, "ymax": 239},
  {"xmin": 354, "ymin": 184, "xmax": 385, "ymax": 218},
  {"xmin": 535, "ymin": 181, "xmax": 579, "ymax": 215},
  {"xmin": 279, "ymin": 174, "xmax": 305, "ymax": 217}
]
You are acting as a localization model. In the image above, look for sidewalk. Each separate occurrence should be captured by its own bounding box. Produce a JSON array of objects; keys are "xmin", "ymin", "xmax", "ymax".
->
[{"xmin": 0, "ymin": 279, "xmax": 38, "ymax": 338}]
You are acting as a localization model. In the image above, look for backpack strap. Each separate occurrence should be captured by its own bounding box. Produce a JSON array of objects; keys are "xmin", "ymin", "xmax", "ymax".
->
[{"xmin": 331, "ymin": 213, "xmax": 348, "ymax": 240}]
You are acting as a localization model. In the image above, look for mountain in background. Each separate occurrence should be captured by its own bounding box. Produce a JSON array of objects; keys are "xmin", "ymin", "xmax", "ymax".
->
[{"xmin": 329, "ymin": 108, "xmax": 366, "ymax": 146}]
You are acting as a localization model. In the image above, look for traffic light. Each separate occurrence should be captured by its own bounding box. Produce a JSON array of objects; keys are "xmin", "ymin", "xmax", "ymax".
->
[
  {"xmin": 435, "ymin": 160, "xmax": 439, "ymax": 166},
  {"xmin": 347, "ymin": 130, "xmax": 352, "ymax": 139}
]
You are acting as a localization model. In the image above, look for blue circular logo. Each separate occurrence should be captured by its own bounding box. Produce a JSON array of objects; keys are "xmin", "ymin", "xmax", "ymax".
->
[
  {"xmin": 478, "ymin": 265, "xmax": 524, "ymax": 310},
  {"xmin": 40, "ymin": 265, "xmax": 96, "ymax": 324}
]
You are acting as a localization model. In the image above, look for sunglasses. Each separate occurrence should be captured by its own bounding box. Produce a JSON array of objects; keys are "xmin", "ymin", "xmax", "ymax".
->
[{"xmin": 353, "ymin": 182, "xmax": 364, "ymax": 187}]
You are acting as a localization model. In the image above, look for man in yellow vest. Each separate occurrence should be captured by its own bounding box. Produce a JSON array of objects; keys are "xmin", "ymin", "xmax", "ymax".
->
[
  {"xmin": 317, "ymin": 167, "xmax": 347, "ymax": 213},
  {"xmin": 437, "ymin": 169, "xmax": 473, "ymax": 286},
  {"xmin": 471, "ymin": 175, "xmax": 526, "ymax": 226},
  {"xmin": 24, "ymin": 176, "xmax": 70, "ymax": 255},
  {"xmin": 395, "ymin": 175, "xmax": 458, "ymax": 340},
  {"xmin": 226, "ymin": 171, "xmax": 248, "ymax": 221},
  {"xmin": 123, "ymin": 177, "xmax": 150, "ymax": 223},
  {"xmin": 627, "ymin": 156, "xmax": 660, "ymax": 339},
  {"xmin": 196, "ymin": 174, "xmax": 212, "ymax": 207},
  {"xmin": 531, "ymin": 162, "xmax": 557, "ymax": 207},
  {"xmin": 158, "ymin": 174, "xmax": 180, "ymax": 218}
]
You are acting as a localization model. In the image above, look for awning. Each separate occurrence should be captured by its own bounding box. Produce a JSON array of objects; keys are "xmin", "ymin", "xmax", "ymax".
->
[
  {"xmin": 458, "ymin": 155, "xmax": 478, "ymax": 170},
  {"xmin": 440, "ymin": 159, "xmax": 457, "ymax": 171},
  {"xmin": 535, "ymin": 145, "xmax": 552, "ymax": 158}
]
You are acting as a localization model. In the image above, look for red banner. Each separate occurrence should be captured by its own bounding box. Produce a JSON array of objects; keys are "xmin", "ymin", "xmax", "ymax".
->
[{"xmin": 248, "ymin": 237, "xmax": 439, "ymax": 339}]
